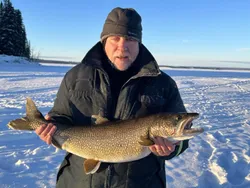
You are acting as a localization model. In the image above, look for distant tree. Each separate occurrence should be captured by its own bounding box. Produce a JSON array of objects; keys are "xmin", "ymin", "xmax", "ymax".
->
[
  {"xmin": 24, "ymin": 40, "xmax": 31, "ymax": 58},
  {"xmin": 0, "ymin": 1, "xmax": 3, "ymax": 54},
  {"xmin": 0, "ymin": 1, "xmax": 3, "ymax": 15},
  {"xmin": 0, "ymin": 2, "xmax": 3, "ymax": 27},
  {"xmin": 0, "ymin": 0, "xmax": 16, "ymax": 55},
  {"xmin": 13, "ymin": 9, "xmax": 25, "ymax": 56},
  {"xmin": 0, "ymin": 0, "xmax": 30, "ymax": 58}
]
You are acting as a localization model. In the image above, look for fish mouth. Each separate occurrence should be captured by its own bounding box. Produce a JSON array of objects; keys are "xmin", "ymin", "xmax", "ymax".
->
[
  {"xmin": 183, "ymin": 127, "xmax": 204, "ymax": 134},
  {"xmin": 180, "ymin": 113, "xmax": 203, "ymax": 134},
  {"xmin": 161, "ymin": 113, "xmax": 203, "ymax": 142},
  {"xmin": 184, "ymin": 117, "xmax": 195, "ymax": 130},
  {"xmin": 182, "ymin": 113, "xmax": 204, "ymax": 136}
]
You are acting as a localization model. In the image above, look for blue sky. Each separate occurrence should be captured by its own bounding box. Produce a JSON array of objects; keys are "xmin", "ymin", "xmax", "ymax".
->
[{"xmin": 11, "ymin": 0, "xmax": 250, "ymax": 68}]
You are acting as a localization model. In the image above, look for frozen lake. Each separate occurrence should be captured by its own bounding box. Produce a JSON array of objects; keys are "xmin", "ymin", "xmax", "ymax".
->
[{"xmin": 0, "ymin": 61, "xmax": 249, "ymax": 187}]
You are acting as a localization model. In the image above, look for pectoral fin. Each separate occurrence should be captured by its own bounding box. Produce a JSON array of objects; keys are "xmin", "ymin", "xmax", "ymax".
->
[
  {"xmin": 83, "ymin": 159, "xmax": 101, "ymax": 174},
  {"xmin": 91, "ymin": 115, "xmax": 109, "ymax": 125},
  {"xmin": 139, "ymin": 135, "xmax": 154, "ymax": 146}
]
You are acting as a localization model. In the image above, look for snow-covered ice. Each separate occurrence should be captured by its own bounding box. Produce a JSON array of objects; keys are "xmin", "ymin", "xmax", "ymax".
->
[{"xmin": 0, "ymin": 55, "xmax": 249, "ymax": 187}]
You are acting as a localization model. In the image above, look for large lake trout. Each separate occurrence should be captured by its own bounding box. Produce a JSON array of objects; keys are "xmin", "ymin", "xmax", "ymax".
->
[{"xmin": 7, "ymin": 98, "xmax": 204, "ymax": 174}]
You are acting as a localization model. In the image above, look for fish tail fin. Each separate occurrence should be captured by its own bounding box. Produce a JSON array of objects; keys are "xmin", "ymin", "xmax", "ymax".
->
[
  {"xmin": 7, "ymin": 97, "xmax": 45, "ymax": 130},
  {"xmin": 26, "ymin": 97, "xmax": 45, "ymax": 120},
  {"xmin": 8, "ymin": 117, "xmax": 34, "ymax": 130}
]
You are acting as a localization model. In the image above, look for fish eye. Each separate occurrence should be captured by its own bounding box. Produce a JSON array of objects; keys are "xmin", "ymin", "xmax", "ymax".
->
[{"xmin": 175, "ymin": 115, "xmax": 182, "ymax": 121}]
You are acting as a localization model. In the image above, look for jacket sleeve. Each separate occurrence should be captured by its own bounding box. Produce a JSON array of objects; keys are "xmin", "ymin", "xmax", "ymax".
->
[
  {"xmin": 164, "ymin": 77, "xmax": 186, "ymax": 113},
  {"xmin": 160, "ymin": 76, "xmax": 189, "ymax": 160},
  {"xmin": 48, "ymin": 73, "xmax": 73, "ymax": 128}
]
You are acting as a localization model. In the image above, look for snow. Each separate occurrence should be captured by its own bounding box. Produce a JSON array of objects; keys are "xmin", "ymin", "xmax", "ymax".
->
[{"xmin": 0, "ymin": 56, "xmax": 250, "ymax": 187}]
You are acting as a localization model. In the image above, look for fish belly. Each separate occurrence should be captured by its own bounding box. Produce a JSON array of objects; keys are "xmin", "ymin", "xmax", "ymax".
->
[{"xmin": 62, "ymin": 138, "xmax": 152, "ymax": 163}]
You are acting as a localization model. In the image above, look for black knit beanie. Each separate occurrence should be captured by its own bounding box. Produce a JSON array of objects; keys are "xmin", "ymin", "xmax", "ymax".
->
[{"xmin": 100, "ymin": 7, "xmax": 142, "ymax": 43}]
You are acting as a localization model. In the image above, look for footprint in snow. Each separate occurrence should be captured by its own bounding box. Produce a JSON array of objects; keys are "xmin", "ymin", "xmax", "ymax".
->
[
  {"xmin": 0, "ymin": 156, "xmax": 29, "ymax": 173},
  {"xmin": 216, "ymin": 150, "xmax": 249, "ymax": 186}
]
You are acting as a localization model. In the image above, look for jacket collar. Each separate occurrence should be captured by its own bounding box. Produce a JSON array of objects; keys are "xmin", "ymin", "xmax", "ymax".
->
[{"xmin": 81, "ymin": 42, "xmax": 161, "ymax": 77}]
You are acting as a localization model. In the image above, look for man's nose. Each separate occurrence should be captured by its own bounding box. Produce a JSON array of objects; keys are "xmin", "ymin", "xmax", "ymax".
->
[{"xmin": 117, "ymin": 37, "xmax": 128, "ymax": 49}]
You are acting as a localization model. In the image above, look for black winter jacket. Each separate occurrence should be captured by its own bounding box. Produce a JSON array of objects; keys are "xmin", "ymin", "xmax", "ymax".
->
[{"xmin": 49, "ymin": 42, "xmax": 188, "ymax": 188}]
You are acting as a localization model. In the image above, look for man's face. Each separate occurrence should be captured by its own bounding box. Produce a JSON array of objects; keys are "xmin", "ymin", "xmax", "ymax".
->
[{"xmin": 104, "ymin": 36, "xmax": 139, "ymax": 71}]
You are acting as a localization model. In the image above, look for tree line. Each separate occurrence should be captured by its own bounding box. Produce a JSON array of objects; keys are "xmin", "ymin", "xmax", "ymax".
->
[{"xmin": 0, "ymin": 0, "xmax": 30, "ymax": 58}]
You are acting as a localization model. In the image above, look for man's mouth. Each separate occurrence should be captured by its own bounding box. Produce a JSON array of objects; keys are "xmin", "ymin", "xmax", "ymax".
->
[{"xmin": 116, "ymin": 56, "xmax": 128, "ymax": 60}]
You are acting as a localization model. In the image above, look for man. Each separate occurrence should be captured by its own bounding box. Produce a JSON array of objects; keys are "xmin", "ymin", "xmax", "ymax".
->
[{"xmin": 36, "ymin": 7, "xmax": 189, "ymax": 188}]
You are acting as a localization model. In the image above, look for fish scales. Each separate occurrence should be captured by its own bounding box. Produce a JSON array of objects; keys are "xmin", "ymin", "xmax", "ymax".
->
[
  {"xmin": 55, "ymin": 119, "xmax": 153, "ymax": 162},
  {"xmin": 7, "ymin": 97, "xmax": 204, "ymax": 174}
]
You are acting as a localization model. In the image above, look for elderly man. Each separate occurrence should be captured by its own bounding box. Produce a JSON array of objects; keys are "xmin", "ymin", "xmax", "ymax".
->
[{"xmin": 36, "ymin": 7, "xmax": 188, "ymax": 188}]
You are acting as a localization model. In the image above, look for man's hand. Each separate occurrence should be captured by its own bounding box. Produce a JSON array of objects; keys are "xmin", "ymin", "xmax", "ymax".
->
[
  {"xmin": 149, "ymin": 137, "xmax": 180, "ymax": 156},
  {"xmin": 35, "ymin": 115, "xmax": 57, "ymax": 145}
]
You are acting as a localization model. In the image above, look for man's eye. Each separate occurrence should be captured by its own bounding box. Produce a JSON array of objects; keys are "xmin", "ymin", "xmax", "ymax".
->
[{"xmin": 111, "ymin": 37, "xmax": 119, "ymax": 41}]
